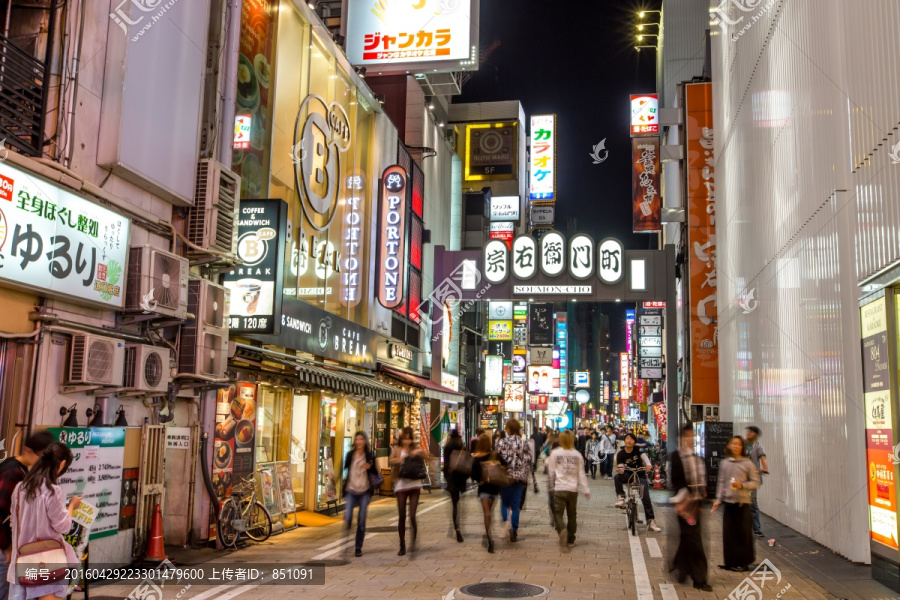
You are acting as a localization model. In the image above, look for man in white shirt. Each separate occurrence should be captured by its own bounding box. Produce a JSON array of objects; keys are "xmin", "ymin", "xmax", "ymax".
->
[
  {"xmin": 599, "ymin": 426, "xmax": 617, "ymax": 479},
  {"xmin": 546, "ymin": 430, "xmax": 591, "ymax": 549}
]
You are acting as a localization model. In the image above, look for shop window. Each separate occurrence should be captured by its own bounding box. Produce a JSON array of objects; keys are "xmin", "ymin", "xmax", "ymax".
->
[
  {"xmin": 256, "ymin": 385, "xmax": 290, "ymax": 464},
  {"xmin": 290, "ymin": 394, "xmax": 309, "ymax": 509},
  {"xmin": 317, "ymin": 396, "xmax": 339, "ymax": 506}
]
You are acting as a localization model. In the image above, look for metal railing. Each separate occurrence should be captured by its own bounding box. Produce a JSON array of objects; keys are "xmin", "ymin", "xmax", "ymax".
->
[{"xmin": 0, "ymin": 33, "xmax": 45, "ymax": 157}]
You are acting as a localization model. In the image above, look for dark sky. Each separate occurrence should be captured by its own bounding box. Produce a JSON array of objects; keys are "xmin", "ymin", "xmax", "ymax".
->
[{"xmin": 456, "ymin": 0, "xmax": 663, "ymax": 359}]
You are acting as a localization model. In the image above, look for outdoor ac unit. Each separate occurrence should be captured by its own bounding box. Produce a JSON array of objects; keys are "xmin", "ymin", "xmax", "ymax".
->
[
  {"xmin": 125, "ymin": 245, "xmax": 189, "ymax": 319},
  {"xmin": 187, "ymin": 159, "xmax": 240, "ymax": 256},
  {"xmin": 123, "ymin": 344, "xmax": 172, "ymax": 393},
  {"xmin": 178, "ymin": 279, "xmax": 229, "ymax": 378},
  {"xmin": 69, "ymin": 333, "xmax": 126, "ymax": 386}
]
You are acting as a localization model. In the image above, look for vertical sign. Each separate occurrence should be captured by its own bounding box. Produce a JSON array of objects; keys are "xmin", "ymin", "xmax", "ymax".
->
[
  {"xmin": 632, "ymin": 138, "xmax": 661, "ymax": 232},
  {"xmin": 630, "ymin": 93, "xmax": 659, "ymax": 136},
  {"xmin": 341, "ymin": 172, "xmax": 366, "ymax": 307},
  {"xmin": 861, "ymin": 297, "xmax": 898, "ymax": 550},
  {"xmin": 377, "ymin": 165, "xmax": 408, "ymax": 309},
  {"xmin": 685, "ymin": 82, "xmax": 719, "ymax": 405},
  {"xmin": 529, "ymin": 114, "xmax": 556, "ymax": 200},
  {"xmin": 485, "ymin": 355, "xmax": 504, "ymax": 396},
  {"xmin": 620, "ymin": 352, "xmax": 630, "ymax": 401},
  {"xmin": 528, "ymin": 303, "xmax": 554, "ymax": 345},
  {"xmin": 556, "ymin": 313, "xmax": 568, "ymax": 397}
]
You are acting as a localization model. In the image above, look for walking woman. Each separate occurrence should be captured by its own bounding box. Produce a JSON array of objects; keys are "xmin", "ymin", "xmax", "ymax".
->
[
  {"xmin": 442, "ymin": 429, "xmax": 468, "ymax": 542},
  {"xmin": 470, "ymin": 434, "xmax": 500, "ymax": 553},
  {"xmin": 496, "ymin": 419, "xmax": 533, "ymax": 543},
  {"xmin": 389, "ymin": 427, "xmax": 424, "ymax": 556},
  {"xmin": 343, "ymin": 432, "xmax": 379, "ymax": 557},
  {"xmin": 585, "ymin": 431, "xmax": 601, "ymax": 479},
  {"xmin": 712, "ymin": 435, "xmax": 760, "ymax": 572},
  {"xmin": 8, "ymin": 442, "xmax": 80, "ymax": 600}
]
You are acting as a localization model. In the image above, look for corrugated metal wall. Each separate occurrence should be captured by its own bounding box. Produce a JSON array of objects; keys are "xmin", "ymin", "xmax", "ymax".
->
[{"xmin": 711, "ymin": 0, "xmax": 893, "ymax": 562}]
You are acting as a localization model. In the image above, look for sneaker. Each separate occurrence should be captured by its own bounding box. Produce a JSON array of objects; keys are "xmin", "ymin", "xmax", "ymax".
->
[
  {"xmin": 607, "ymin": 475, "xmax": 613, "ymax": 480},
  {"xmin": 558, "ymin": 529, "xmax": 568, "ymax": 548},
  {"xmin": 694, "ymin": 583, "xmax": 713, "ymax": 592},
  {"xmin": 647, "ymin": 520, "xmax": 661, "ymax": 532},
  {"xmin": 754, "ymin": 531, "xmax": 765, "ymax": 537},
  {"xmin": 567, "ymin": 541, "xmax": 575, "ymax": 548},
  {"xmin": 615, "ymin": 495, "xmax": 626, "ymax": 508}
]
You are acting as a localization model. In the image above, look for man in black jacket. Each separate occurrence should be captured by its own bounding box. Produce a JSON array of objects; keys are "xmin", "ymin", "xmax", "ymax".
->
[
  {"xmin": 668, "ymin": 424, "xmax": 711, "ymax": 592},
  {"xmin": 575, "ymin": 429, "xmax": 590, "ymax": 473}
]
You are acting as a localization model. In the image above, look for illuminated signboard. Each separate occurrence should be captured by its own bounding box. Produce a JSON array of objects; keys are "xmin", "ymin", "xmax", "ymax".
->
[
  {"xmin": 346, "ymin": 0, "xmax": 478, "ymax": 73},
  {"xmin": 632, "ymin": 137, "xmax": 661, "ymax": 233},
  {"xmin": 620, "ymin": 352, "xmax": 631, "ymax": 400},
  {"xmin": 488, "ymin": 320, "xmax": 514, "ymax": 341},
  {"xmin": 540, "ymin": 231, "xmax": 566, "ymax": 277},
  {"xmin": 485, "ymin": 355, "xmax": 503, "ymax": 396},
  {"xmin": 527, "ymin": 365, "xmax": 557, "ymax": 394},
  {"xmin": 529, "ymin": 114, "xmax": 556, "ymax": 200},
  {"xmin": 465, "ymin": 122, "xmax": 517, "ymax": 180},
  {"xmin": 572, "ymin": 371, "xmax": 590, "ymax": 388},
  {"xmin": 342, "ymin": 172, "xmax": 366, "ymax": 307},
  {"xmin": 512, "ymin": 235, "xmax": 537, "ymax": 280},
  {"xmin": 376, "ymin": 165, "xmax": 408, "ymax": 309},
  {"xmin": 488, "ymin": 301, "xmax": 513, "ymax": 320},
  {"xmin": 490, "ymin": 222, "xmax": 515, "ymax": 246},
  {"xmin": 630, "ymin": 93, "xmax": 659, "ymax": 136},
  {"xmin": 597, "ymin": 237, "xmax": 624, "ymax": 284},
  {"xmin": 233, "ymin": 114, "xmax": 251, "ymax": 149},
  {"xmin": 503, "ymin": 383, "xmax": 525, "ymax": 412},
  {"xmin": 441, "ymin": 371, "xmax": 459, "ymax": 391},
  {"xmin": 568, "ymin": 234, "xmax": 594, "ymax": 280},
  {"xmin": 483, "ymin": 239, "xmax": 509, "ymax": 284},
  {"xmin": 490, "ymin": 196, "xmax": 520, "ymax": 221}
]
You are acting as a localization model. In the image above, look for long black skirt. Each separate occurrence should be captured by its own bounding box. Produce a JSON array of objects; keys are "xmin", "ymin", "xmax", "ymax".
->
[
  {"xmin": 672, "ymin": 503, "xmax": 707, "ymax": 585},
  {"xmin": 722, "ymin": 501, "xmax": 755, "ymax": 569}
]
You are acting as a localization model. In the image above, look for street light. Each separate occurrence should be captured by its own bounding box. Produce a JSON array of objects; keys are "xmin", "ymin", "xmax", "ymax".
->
[
  {"xmin": 637, "ymin": 23, "xmax": 659, "ymax": 31},
  {"xmin": 635, "ymin": 45, "xmax": 658, "ymax": 52},
  {"xmin": 636, "ymin": 34, "xmax": 658, "ymax": 41},
  {"xmin": 638, "ymin": 10, "xmax": 661, "ymax": 19}
]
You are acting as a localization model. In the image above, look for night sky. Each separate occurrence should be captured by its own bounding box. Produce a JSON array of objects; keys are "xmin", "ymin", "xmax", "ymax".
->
[{"xmin": 456, "ymin": 0, "xmax": 663, "ymax": 361}]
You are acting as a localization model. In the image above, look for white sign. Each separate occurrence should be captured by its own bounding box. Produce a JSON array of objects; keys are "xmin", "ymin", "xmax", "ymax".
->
[
  {"xmin": 166, "ymin": 427, "xmax": 192, "ymax": 449},
  {"xmin": 640, "ymin": 368, "xmax": 663, "ymax": 379},
  {"xmin": 598, "ymin": 237, "xmax": 624, "ymax": 284},
  {"xmin": 530, "ymin": 205, "xmax": 555, "ymax": 224},
  {"xmin": 441, "ymin": 371, "xmax": 459, "ymax": 391},
  {"xmin": 572, "ymin": 371, "xmax": 590, "ymax": 388},
  {"xmin": 514, "ymin": 285, "xmax": 592, "ymax": 295},
  {"xmin": 489, "ymin": 301, "xmax": 514, "ymax": 320},
  {"xmin": 530, "ymin": 115, "xmax": 556, "ymax": 200},
  {"xmin": 540, "ymin": 231, "xmax": 565, "ymax": 277},
  {"xmin": 641, "ymin": 336, "xmax": 662, "ymax": 347},
  {"xmin": 0, "ymin": 161, "xmax": 131, "ymax": 307},
  {"xmin": 640, "ymin": 315, "xmax": 662, "ymax": 326},
  {"xmin": 490, "ymin": 222, "xmax": 515, "ymax": 233},
  {"xmin": 485, "ymin": 355, "xmax": 503, "ymax": 396},
  {"xmin": 346, "ymin": 0, "xmax": 474, "ymax": 71},
  {"xmin": 530, "ymin": 347, "xmax": 553, "ymax": 365},
  {"xmin": 490, "ymin": 196, "xmax": 520, "ymax": 221},
  {"xmin": 575, "ymin": 389, "xmax": 590, "ymax": 404},
  {"xmin": 568, "ymin": 234, "xmax": 595, "ymax": 280},
  {"xmin": 483, "ymin": 239, "xmax": 509, "ymax": 284},
  {"xmin": 640, "ymin": 325, "xmax": 661, "ymax": 336},
  {"xmin": 503, "ymin": 383, "xmax": 525, "ymax": 413},
  {"xmin": 640, "ymin": 357, "xmax": 663, "ymax": 368},
  {"xmin": 639, "ymin": 346, "xmax": 662, "ymax": 358},
  {"xmin": 511, "ymin": 235, "xmax": 537, "ymax": 279}
]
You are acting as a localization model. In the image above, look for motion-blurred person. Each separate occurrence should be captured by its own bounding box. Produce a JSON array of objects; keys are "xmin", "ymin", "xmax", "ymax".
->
[
  {"xmin": 599, "ymin": 426, "xmax": 617, "ymax": 479},
  {"xmin": 585, "ymin": 431, "xmax": 601, "ymax": 479},
  {"xmin": 546, "ymin": 430, "xmax": 590, "ymax": 549},
  {"xmin": 443, "ymin": 429, "xmax": 469, "ymax": 543},
  {"xmin": 496, "ymin": 419, "xmax": 532, "ymax": 542},
  {"xmin": 342, "ymin": 432, "xmax": 379, "ymax": 557},
  {"xmin": 668, "ymin": 424, "xmax": 711, "ymax": 592},
  {"xmin": 471, "ymin": 434, "xmax": 500, "ymax": 553},
  {"xmin": 389, "ymin": 427, "xmax": 424, "ymax": 556},
  {"xmin": 745, "ymin": 426, "xmax": 768, "ymax": 537},
  {"xmin": 615, "ymin": 433, "xmax": 661, "ymax": 532}
]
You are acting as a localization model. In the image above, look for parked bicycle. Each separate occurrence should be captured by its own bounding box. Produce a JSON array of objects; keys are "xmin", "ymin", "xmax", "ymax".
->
[
  {"xmin": 218, "ymin": 474, "xmax": 273, "ymax": 547},
  {"xmin": 621, "ymin": 466, "xmax": 647, "ymax": 536}
]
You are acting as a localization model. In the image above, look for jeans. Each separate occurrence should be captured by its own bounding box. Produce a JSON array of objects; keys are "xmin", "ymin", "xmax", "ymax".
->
[
  {"xmin": 614, "ymin": 473, "xmax": 655, "ymax": 521},
  {"xmin": 750, "ymin": 488, "xmax": 761, "ymax": 533},
  {"xmin": 344, "ymin": 491, "xmax": 371, "ymax": 550},
  {"xmin": 552, "ymin": 491, "xmax": 579, "ymax": 542},
  {"xmin": 0, "ymin": 551, "xmax": 9, "ymax": 600},
  {"xmin": 600, "ymin": 454, "xmax": 613, "ymax": 477},
  {"xmin": 500, "ymin": 482, "xmax": 525, "ymax": 531}
]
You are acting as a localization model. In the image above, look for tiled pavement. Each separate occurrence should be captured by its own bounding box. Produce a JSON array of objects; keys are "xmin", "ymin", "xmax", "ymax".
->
[{"xmin": 94, "ymin": 469, "xmax": 898, "ymax": 600}]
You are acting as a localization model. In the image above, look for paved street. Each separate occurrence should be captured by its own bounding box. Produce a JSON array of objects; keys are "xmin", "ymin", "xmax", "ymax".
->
[{"xmin": 93, "ymin": 469, "xmax": 876, "ymax": 600}]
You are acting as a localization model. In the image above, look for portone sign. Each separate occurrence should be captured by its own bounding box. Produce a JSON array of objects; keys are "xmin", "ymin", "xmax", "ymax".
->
[{"xmin": 376, "ymin": 165, "xmax": 408, "ymax": 309}]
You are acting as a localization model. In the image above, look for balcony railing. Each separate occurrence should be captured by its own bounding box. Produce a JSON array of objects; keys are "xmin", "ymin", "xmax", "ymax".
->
[{"xmin": 0, "ymin": 33, "xmax": 45, "ymax": 158}]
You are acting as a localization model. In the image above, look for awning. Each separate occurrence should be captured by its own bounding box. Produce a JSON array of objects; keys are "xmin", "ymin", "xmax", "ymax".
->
[
  {"xmin": 231, "ymin": 344, "xmax": 413, "ymax": 403},
  {"xmin": 380, "ymin": 366, "xmax": 465, "ymax": 404}
]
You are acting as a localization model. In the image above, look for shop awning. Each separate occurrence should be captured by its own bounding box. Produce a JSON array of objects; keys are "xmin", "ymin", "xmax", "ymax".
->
[
  {"xmin": 231, "ymin": 344, "xmax": 413, "ymax": 402},
  {"xmin": 380, "ymin": 366, "xmax": 465, "ymax": 404}
]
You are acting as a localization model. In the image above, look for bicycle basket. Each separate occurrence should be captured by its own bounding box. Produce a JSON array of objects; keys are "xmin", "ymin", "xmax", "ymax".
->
[
  {"xmin": 629, "ymin": 482, "xmax": 645, "ymax": 498},
  {"xmin": 232, "ymin": 518, "xmax": 248, "ymax": 532}
]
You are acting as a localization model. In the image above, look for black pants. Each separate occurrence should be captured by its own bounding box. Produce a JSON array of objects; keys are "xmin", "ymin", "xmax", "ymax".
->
[
  {"xmin": 722, "ymin": 502, "xmax": 755, "ymax": 569},
  {"xmin": 589, "ymin": 461, "xmax": 597, "ymax": 478},
  {"xmin": 614, "ymin": 474, "xmax": 655, "ymax": 521},
  {"xmin": 449, "ymin": 488, "xmax": 461, "ymax": 530},
  {"xmin": 672, "ymin": 503, "xmax": 707, "ymax": 585},
  {"xmin": 600, "ymin": 454, "xmax": 613, "ymax": 477},
  {"xmin": 396, "ymin": 489, "xmax": 420, "ymax": 544}
]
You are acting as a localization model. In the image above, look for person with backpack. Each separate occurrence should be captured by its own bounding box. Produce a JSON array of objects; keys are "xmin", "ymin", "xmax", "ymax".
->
[
  {"xmin": 0, "ymin": 432, "xmax": 54, "ymax": 600},
  {"xmin": 442, "ymin": 429, "xmax": 469, "ymax": 543},
  {"xmin": 546, "ymin": 430, "xmax": 591, "ymax": 549}
]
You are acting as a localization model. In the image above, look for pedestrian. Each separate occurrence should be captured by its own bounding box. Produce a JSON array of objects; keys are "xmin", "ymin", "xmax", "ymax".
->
[
  {"xmin": 7, "ymin": 442, "xmax": 80, "ymax": 600},
  {"xmin": 543, "ymin": 431, "xmax": 560, "ymax": 526},
  {"xmin": 546, "ymin": 430, "xmax": 591, "ymax": 549},
  {"xmin": 442, "ymin": 429, "xmax": 468, "ymax": 543},
  {"xmin": 575, "ymin": 429, "xmax": 590, "ymax": 474},
  {"xmin": 0, "ymin": 432, "xmax": 55, "ymax": 600},
  {"xmin": 585, "ymin": 431, "xmax": 601, "ymax": 479},
  {"xmin": 599, "ymin": 426, "xmax": 617, "ymax": 479},
  {"xmin": 342, "ymin": 431, "xmax": 379, "ymax": 557},
  {"xmin": 745, "ymin": 426, "xmax": 768, "ymax": 537},
  {"xmin": 529, "ymin": 428, "xmax": 544, "ymax": 493},
  {"xmin": 712, "ymin": 435, "xmax": 760, "ymax": 572},
  {"xmin": 469, "ymin": 428, "xmax": 485, "ymax": 454},
  {"xmin": 614, "ymin": 433, "xmax": 662, "ymax": 532},
  {"xmin": 668, "ymin": 424, "xmax": 712, "ymax": 592},
  {"xmin": 389, "ymin": 427, "xmax": 424, "ymax": 556},
  {"xmin": 470, "ymin": 434, "xmax": 500, "ymax": 553},
  {"xmin": 496, "ymin": 419, "xmax": 533, "ymax": 543}
]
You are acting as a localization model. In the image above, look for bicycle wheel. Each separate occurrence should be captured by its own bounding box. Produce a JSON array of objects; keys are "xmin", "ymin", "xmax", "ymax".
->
[
  {"xmin": 218, "ymin": 498, "xmax": 239, "ymax": 547},
  {"xmin": 245, "ymin": 501, "xmax": 273, "ymax": 542},
  {"xmin": 628, "ymin": 502, "xmax": 637, "ymax": 536}
]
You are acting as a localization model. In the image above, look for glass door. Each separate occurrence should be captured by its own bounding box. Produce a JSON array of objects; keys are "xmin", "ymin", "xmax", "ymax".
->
[{"xmin": 290, "ymin": 393, "xmax": 309, "ymax": 509}]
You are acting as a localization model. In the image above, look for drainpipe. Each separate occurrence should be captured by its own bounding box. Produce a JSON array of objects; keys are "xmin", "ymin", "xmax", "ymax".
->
[{"xmin": 38, "ymin": 0, "xmax": 58, "ymax": 156}]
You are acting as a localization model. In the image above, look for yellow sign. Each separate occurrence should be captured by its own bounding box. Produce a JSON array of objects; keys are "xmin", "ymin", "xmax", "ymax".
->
[
  {"xmin": 465, "ymin": 122, "xmax": 517, "ymax": 181},
  {"xmin": 488, "ymin": 320, "xmax": 514, "ymax": 341}
]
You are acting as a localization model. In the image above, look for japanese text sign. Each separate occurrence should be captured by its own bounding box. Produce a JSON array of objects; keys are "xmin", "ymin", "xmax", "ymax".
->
[
  {"xmin": 630, "ymin": 94, "xmax": 659, "ymax": 136},
  {"xmin": 377, "ymin": 165, "xmax": 408, "ymax": 309},
  {"xmin": 529, "ymin": 114, "xmax": 556, "ymax": 200},
  {"xmin": 632, "ymin": 138, "xmax": 661, "ymax": 232}
]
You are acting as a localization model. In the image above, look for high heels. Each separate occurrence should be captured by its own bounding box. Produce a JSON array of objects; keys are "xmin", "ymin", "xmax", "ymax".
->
[
  {"xmin": 487, "ymin": 537, "xmax": 495, "ymax": 553},
  {"xmin": 398, "ymin": 541, "xmax": 406, "ymax": 556},
  {"xmin": 456, "ymin": 529, "xmax": 463, "ymax": 543}
]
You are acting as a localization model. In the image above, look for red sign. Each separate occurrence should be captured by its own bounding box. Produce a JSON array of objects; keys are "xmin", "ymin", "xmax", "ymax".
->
[
  {"xmin": 529, "ymin": 395, "xmax": 548, "ymax": 411},
  {"xmin": 632, "ymin": 138, "xmax": 661, "ymax": 233},
  {"xmin": 376, "ymin": 165, "xmax": 408, "ymax": 309},
  {"xmin": 643, "ymin": 301, "xmax": 665, "ymax": 308},
  {"xmin": 652, "ymin": 403, "xmax": 667, "ymax": 441},
  {"xmin": 490, "ymin": 230, "xmax": 514, "ymax": 248},
  {"xmin": 0, "ymin": 174, "xmax": 13, "ymax": 202}
]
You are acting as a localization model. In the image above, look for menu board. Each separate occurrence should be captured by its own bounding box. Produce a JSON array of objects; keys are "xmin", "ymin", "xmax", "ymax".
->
[
  {"xmin": 212, "ymin": 383, "xmax": 258, "ymax": 504},
  {"xmin": 49, "ymin": 427, "xmax": 125, "ymax": 540},
  {"xmin": 699, "ymin": 421, "xmax": 733, "ymax": 498},
  {"xmin": 258, "ymin": 465, "xmax": 280, "ymax": 517},
  {"xmin": 274, "ymin": 462, "xmax": 296, "ymax": 527}
]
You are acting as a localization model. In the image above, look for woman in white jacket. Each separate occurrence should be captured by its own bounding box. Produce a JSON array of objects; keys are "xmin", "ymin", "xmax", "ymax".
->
[{"xmin": 546, "ymin": 430, "xmax": 590, "ymax": 549}]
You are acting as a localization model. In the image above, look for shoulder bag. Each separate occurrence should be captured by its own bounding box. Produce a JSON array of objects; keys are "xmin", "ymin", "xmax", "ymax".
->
[
  {"xmin": 398, "ymin": 454, "xmax": 428, "ymax": 480},
  {"xmin": 15, "ymin": 489, "xmax": 69, "ymax": 587},
  {"xmin": 450, "ymin": 449, "xmax": 473, "ymax": 476},
  {"xmin": 480, "ymin": 454, "xmax": 511, "ymax": 488}
]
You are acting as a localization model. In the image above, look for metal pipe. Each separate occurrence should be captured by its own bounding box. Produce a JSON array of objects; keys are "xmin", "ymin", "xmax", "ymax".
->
[
  {"xmin": 231, "ymin": 342, "xmax": 378, "ymax": 377},
  {"xmin": 30, "ymin": 312, "xmax": 152, "ymax": 344},
  {"xmin": 665, "ymin": 244, "xmax": 678, "ymax": 447},
  {"xmin": 62, "ymin": 0, "xmax": 85, "ymax": 168},
  {"xmin": 38, "ymin": 0, "xmax": 58, "ymax": 156},
  {"xmin": 3, "ymin": 0, "xmax": 12, "ymax": 38},
  {"xmin": 217, "ymin": 0, "xmax": 241, "ymax": 167}
]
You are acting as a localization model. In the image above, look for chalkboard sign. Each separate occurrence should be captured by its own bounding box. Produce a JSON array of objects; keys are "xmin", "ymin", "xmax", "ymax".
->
[{"xmin": 701, "ymin": 421, "xmax": 733, "ymax": 498}]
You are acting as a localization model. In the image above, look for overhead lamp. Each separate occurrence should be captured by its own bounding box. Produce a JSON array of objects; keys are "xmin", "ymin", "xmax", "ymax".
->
[
  {"xmin": 355, "ymin": 66, "xmax": 367, "ymax": 78},
  {"xmin": 86, "ymin": 404, "xmax": 104, "ymax": 427},
  {"xmin": 635, "ymin": 45, "xmax": 657, "ymax": 51},
  {"xmin": 639, "ymin": 10, "xmax": 661, "ymax": 18},
  {"xmin": 60, "ymin": 405, "xmax": 79, "ymax": 428},
  {"xmin": 637, "ymin": 34, "xmax": 658, "ymax": 41},
  {"xmin": 308, "ymin": 0, "xmax": 316, "ymax": 8},
  {"xmin": 115, "ymin": 405, "xmax": 129, "ymax": 427},
  {"xmin": 438, "ymin": 121, "xmax": 445, "ymax": 127}
]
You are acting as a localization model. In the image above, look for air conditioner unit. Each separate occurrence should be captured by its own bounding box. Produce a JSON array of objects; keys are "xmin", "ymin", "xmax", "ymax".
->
[
  {"xmin": 187, "ymin": 159, "xmax": 240, "ymax": 256},
  {"xmin": 69, "ymin": 333, "xmax": 126, "ymax": 386},
  {"xmin": 179, "ymin": 279, "xmax": 229, "ymax": 378},
  {"xmin": 125, "ymin": 245, "xmax": 189, "ymax": 319},
  {"xmin": 123, "ymin": 344, "xmax": 172, "ymax": 393}
]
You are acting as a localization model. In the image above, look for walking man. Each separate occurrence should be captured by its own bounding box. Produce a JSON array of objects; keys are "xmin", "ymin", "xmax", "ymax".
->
[
  {"xmin": 599, "ymin": 426, "xmax": 617, "ymax": 479},
  {"xmin": 668, "ymin": 424, "xmax": 711, "ymax": 592},
  {"xmin": 745, "ymin": 425, "xmax": 768, "ymax": 537}
]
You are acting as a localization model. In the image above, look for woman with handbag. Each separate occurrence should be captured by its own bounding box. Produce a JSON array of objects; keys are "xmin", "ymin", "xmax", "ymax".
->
[
  {"xmin": 389, "ymin": 427, "xmax": 425, "ymax": 556},
  {"xmin": 470, "ymin": 434, "xmax": 503, "ymax": 553},
  {"xmin": 8, "ymin": 442, "xmax": 80, "ymax": 600},
  {"xmin": 712, "ymin": 436, "xmax": 760, "ymax": 572},
  {"xmin": 342, "ymin": 432, "xmax": 380, "ymax": 557},
  {"xmin": 442, "ymin": 429, "xmax": 469, "ymax": 543}
]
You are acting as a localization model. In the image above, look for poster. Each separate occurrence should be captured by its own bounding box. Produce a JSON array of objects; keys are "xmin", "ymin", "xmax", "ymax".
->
[
  {"xmin": 528, "ymin": 303, "xmax": 553, "ymax": 345},
  {"xmin": 118, "ymin": 468, "xmax": 139, "ymax": 530},
  {"xmin": 212, "ymin": 383, "xmax": 257, "ymax": 504},
  {"xmin": 166, "ymin": 427, "xmax": 191, "ymax": 449},
  {"xmin": 257, "ymin": 465, "xmax": 280, "ymax": 517},
  {"xmin": 321, "ymin": 457, "xmax": 337, "ymax": 502},
  {"xmin": 49, "ymin": 428, "xmax": 125, "ymax": 540},
  {"xmin": 63, "ymin": 499, "xmax": 97, "ymax": 592},
  {"xmin": 274, "ymin": 462, "xmax": 296, "ymax": 516}
]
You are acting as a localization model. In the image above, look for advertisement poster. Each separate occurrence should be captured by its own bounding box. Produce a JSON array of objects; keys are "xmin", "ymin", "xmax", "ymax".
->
[
  {"xmin": 233, "ymin": 0, "xmax": 277, "ymax": 200},
  {"xmin": 484, "ymin": 355, "xmax": 504, "ymax": 396},
  {"xmin": 63, "ymin": 499, "xmax": 97, "ymax": 592},
  {"xmin": 685, "ymin": 82, "xmax": 719, "ymax": 405},
  {"xmin": 118, "ymin": 468, "xmax": 139, "ymax": 530},
  {"xmin": 275, "ymin": 462, "xmax": 297, "ymax": 524},
  {"xmin": 632, "ymin": 137, "xmax": 661, "ymax": 233},
  {"xmin": 528, "ymin": 303, "xmax": 554, "ymax": 345},
  {"xmin": 49, "ymin": 428, "xmax": 125, "ymax": 540},
  {"xmin": 488, "ymin": 320, "xmax": 514, "ymax": 341},
  {"xmin": 527, "ymin": 365, "xmax": 558, "ymax": 394},
  {"xmin": 466, "ymin": 123, "xmax": 517, "ymax": 180},
  {"xmin": 503, "ymin": 383, "xmax": 525, "ymax": 413},
  {"xmin": 212, "ymin": 383, "xmax": 257, "ymax": 505},
  {"xmin": 257, "ymin": 465, "xmax": 280, "ymax": 517}
]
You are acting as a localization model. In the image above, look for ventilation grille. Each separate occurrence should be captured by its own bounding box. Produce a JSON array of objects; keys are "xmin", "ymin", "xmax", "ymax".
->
[
  {"xmin": 123, "ymin": 346, "xmax": 137, "ymax": 388},
  {"xmin": 203, "ymin": 283, "xmax": 226, "ymax": 328},
  {"xmin": 188, "ymin": 159, "xmax": 240, "ymax": 255},
  {"xmin": 124, "ymin": 246, "xmax": 189, "ymax": 319},
  {"xmin": 144, "ymin": 351, "xmax": 164, "ymax": 387},
  {"xmin": 179, "ymin": 279, "xmax": 228, "ymax": 378},
  {"xmin": 153, "ymin": 251, "xmax": 182, "ymax": 309},
  {"xmin": 69, "ymin": 334, "xmax": 124, "ymax": 386}
]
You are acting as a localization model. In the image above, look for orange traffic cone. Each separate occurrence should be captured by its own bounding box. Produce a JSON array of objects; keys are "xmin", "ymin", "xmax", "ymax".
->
[
  {"xmin": 653, "ymin": 465, "xmax": 663, "ymax": 489},
  {"xmin": 145, "ymin": 504, "xmax": 167, "ymax": 561}
]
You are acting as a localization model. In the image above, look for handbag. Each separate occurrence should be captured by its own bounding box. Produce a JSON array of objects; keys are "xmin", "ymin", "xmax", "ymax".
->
[
  {"xmin": 15, "ymin": 490, "xmax": 69, "ymax": 587},
  {"xmin": 481, "ymin": 458, "xmax": 511, "ymax": 488},
  {"xmin": 398, "ymin": 454, "xmax": 428, "ymax": 480},
  {"xmin": 449, "ymin": 450, "xmax": 473, "ymax": 476},
  {"xmin": 369, "ymin": 471, "xmax": 385, "ymax": 489}
]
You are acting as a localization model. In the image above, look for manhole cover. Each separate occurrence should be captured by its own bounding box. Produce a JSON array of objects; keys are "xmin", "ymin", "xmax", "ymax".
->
[{"xmin": 459, "ymin": 582, "xmax": 549, "ymax": 598}]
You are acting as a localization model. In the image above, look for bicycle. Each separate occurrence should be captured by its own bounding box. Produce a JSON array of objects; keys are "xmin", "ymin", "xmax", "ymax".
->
[
  {"xmin": 218, "ymin": 474, "xmax": 273, "ymax": 547},
  {"xmin": 620, "ymin": 466, "xmax": 649, "ymax": 536}
]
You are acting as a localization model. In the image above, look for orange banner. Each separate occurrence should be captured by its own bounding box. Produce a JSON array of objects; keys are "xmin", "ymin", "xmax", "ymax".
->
[{"xmin": 685, "ymin": 83, "xmax": 719, "ymax": 404}]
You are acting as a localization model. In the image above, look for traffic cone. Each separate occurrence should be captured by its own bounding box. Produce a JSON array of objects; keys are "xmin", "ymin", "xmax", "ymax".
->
[
  {"xmin": 145, "ymin": 503, "xmax": 167, "ymax": 561},
  {"xmin": 653, "ymin": 465, "xmax": 663, "ymax": 489}
]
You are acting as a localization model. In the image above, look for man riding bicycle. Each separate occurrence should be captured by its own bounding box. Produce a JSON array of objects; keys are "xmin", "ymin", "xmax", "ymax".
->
[{"xmin": 614, "ymin": 433, "xmax": 661, "ymax": 532}]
